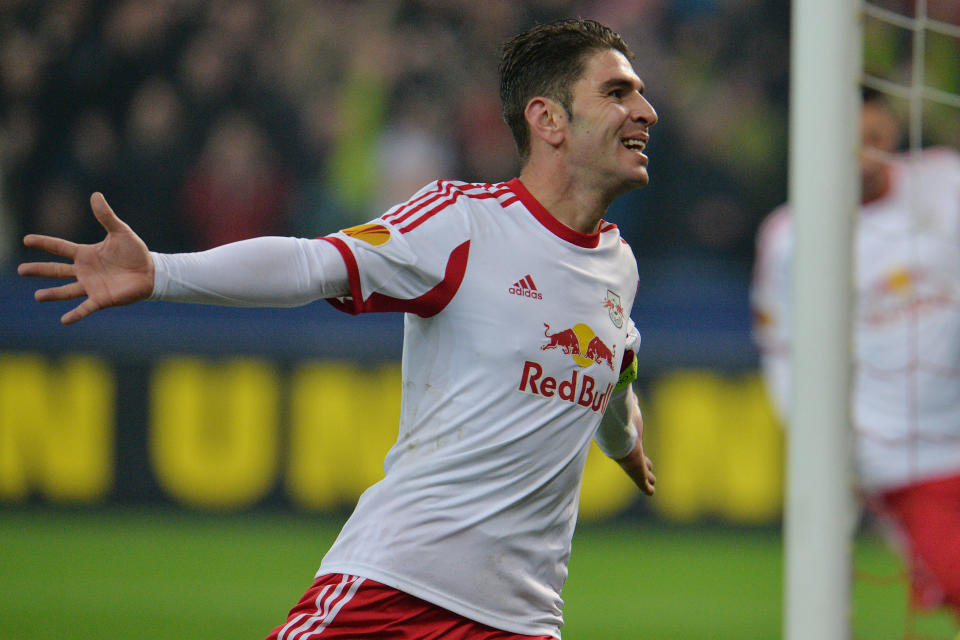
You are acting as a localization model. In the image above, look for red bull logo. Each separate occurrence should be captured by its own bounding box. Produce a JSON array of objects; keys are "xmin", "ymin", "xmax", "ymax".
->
[
  {"xmin": 541, "ymin": 323, "xmax": 616, "ymax": 370},
  {"xmin": 517, "ymin": 362, "xmax": 613, "ymax": 413}
]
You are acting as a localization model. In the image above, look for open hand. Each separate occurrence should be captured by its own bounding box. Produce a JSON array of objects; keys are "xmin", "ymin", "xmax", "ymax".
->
[{"xmin": 18, "ymin": 192, "xmax": 154, "ymax": 324}]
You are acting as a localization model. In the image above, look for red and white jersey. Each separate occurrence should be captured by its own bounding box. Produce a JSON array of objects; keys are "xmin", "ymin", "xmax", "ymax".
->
[
  {"xmin": 316, "ymin": 178, "xmax": 640, "ymax": 638},
  {"xmin": 752, "ymin": 148, "xmax": 960, "ymax": 491}
]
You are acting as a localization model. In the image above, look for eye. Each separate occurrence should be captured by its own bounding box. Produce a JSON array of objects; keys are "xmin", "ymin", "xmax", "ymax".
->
[{"xmin": 608, "ymin": 89, "xmax": 624, "ymax": 99}]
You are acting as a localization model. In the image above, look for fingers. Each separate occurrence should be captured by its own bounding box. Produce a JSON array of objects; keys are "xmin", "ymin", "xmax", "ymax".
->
[
  {"xmin": 18, "ymin": 261, "xmax": 77, "ymax": 279},
  {"xmin": 642, "ymin": 477, "xmax": 655, "ymax": 495},
  {"xmin": 21, "ymin": 193, "xmax": 124, "ymax": 256},
  {"xmin": 90, "ymin": 192, "xmax": 126, "ymax": 234},
  {"xmin": 34, "ymin": 281, "xmax": 86, "ymax": 302},
  {"xmin": 22, "ymin": 234, "xmax": 79, "ymax": 259},
  {"xmin": 640, "ymin": 455, "xmax": 656, "ymax": 496},
  {"xmin": 61, "ymin": 299, "xmax": 100, "ymax": 325},
  {"xmin": 27, "ymin": 287, "xmax": 100, "ymax": 324}
]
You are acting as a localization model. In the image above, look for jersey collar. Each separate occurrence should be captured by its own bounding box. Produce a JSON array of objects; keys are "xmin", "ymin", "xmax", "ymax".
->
[{"xmin": 506, "ymin": 178, "xmax": 602, "ymax": 248}]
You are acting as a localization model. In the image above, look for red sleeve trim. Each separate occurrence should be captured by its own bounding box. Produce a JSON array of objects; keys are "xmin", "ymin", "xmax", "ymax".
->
[
  {"xmin": 322, "ymin": 238, "xmax": 471, "ymax": 318},
  {"xmin": 320, "ymin": 236, "xmax": 364, "ymax": 315}
]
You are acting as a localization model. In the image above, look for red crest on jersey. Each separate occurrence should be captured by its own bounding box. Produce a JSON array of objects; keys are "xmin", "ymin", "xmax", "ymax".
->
[{"xmin": 602, "ymin": 290, "xmax": 624, "ymax": 328}]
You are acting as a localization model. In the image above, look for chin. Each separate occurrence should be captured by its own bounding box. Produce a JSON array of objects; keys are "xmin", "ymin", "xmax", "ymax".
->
[
  {"xmin": 625, "ymin": 171, "xmax": 649, "ymax": 190},
  {"xmin": 600, "ymin": 166, "xmax": 650, "ymax": 198}
]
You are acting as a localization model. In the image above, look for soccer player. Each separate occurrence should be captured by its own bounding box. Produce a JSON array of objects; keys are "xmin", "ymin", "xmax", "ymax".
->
[
  {"xmin": 752, "ymin": 89, "xmax": 960, "ymax": 624},
  {"xmin": 19, "ymin": 19, "xmax": 658, "ymax": 640}
]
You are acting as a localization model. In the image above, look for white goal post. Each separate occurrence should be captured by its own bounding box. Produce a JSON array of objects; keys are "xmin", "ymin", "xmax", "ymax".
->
[{"xmin": 784, "ymin": 1, "xmax": 861, "ymax": 639}]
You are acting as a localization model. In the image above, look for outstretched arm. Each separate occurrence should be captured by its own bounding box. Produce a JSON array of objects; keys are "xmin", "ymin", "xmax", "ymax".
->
[
  {"xmin": 20, "ymin": 192, "xmax": 351, "ymax": 323},
  {"xmin": 18, "ymin": 193, "xmax": 154, "ymax": 325}
]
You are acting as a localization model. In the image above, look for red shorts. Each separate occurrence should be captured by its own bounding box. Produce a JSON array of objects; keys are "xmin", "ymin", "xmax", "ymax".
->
[
  {"xmin": 265, "ymin": 573, "xmax": 556, "ymax": 640},
  {"xmin": 873, "ymin": 472, "xmax": 960, "ymax": 619}
]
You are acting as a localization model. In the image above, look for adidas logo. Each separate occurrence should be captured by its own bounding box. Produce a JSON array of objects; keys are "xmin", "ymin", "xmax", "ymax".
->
[{"xmin": 509, "ymin": 274, "xmax": 543, "ymax": 300}]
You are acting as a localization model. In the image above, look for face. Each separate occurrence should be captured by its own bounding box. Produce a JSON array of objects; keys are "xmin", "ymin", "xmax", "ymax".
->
[
  {"xmin": 860, "ymin": 101, "xmax": 900, "ymax": 202},
  {"xmin": 564, "ymin": 48, "xmax": 658, "ymax": 196}
]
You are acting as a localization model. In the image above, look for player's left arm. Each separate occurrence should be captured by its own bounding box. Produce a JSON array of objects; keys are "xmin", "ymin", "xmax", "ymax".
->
[{"xmin": 596, "ymin": 384, "xmax": 655, "ymax": 496}]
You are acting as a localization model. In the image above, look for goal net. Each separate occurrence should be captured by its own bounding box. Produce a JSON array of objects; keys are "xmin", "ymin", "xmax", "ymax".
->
[
  {"xmin": 854, "ymin": 2, "xmax": 960, "ymax": 639},
  {"xmin": 786, "ymin": 2, "xmax": 960, "ymax": 639}
]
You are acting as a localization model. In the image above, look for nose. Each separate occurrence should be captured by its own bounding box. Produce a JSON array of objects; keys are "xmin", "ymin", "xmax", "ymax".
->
[{"xmin": 632, "ymin": 94, "xmax": 658, "ymax": 127}]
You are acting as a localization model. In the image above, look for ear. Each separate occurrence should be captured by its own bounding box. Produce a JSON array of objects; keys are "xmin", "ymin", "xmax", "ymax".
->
[{"xmin": 524, "ymin": 97, "xmax": 566, "ymax": 149}]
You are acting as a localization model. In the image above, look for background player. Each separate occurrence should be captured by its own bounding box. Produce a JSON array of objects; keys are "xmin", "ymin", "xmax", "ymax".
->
[
  {"xmin": 19, "ymin": 19, "xmax": 657, "ymax": 640},
  {"xmin": 752, "ymin": 89, "xmax": 960, "ymax": 624}
]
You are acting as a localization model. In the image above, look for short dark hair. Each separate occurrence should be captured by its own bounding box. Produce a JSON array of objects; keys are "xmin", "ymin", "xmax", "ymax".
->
[
  {"xmin": 861, "ymin": 86, "xmax": 889, "ymax": 107},
  {"xmin": 499, "ymin": 19, "xmax": 633, "ymax": 163}
]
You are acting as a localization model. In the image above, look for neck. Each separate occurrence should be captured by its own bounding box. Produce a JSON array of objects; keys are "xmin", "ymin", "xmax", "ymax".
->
[{"xmin": 518, "ymin": 162, "xmax": 612, "ymax": 234}]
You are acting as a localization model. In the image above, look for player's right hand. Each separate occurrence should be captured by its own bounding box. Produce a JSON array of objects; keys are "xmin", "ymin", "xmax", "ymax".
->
[{"xmin": 18, "ymin": 192, "xmax": 155, "ymax": 325}]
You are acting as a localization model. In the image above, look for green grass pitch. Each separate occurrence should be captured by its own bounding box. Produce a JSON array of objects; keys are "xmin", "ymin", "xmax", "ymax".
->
[{"xmin": 0, "ymin": 508, "xmax": 955, "ymax": 639}]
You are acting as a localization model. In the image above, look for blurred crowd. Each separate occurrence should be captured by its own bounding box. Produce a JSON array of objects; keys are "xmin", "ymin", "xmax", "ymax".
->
[
  {"xmin": 0, "ymin": 0, "xmax": 797, "ymax": 285},
  {"xmin": 0, "ymin": 3, "xmax": 946, "ymax": 320}
]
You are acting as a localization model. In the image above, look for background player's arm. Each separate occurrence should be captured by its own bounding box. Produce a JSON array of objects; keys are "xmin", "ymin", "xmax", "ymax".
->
[
  {"xmin": 597, "ymin": 385, "xmax": 656, "ymax": 495},
  {"xmin": 750, "ymin": 213, "xmax": 794, "ymax": 423}
]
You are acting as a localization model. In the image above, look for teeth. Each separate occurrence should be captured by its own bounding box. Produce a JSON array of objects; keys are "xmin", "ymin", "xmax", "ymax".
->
[{"xmin": 622, "ymin": 138, "xmax": 646, "ymax": 151}]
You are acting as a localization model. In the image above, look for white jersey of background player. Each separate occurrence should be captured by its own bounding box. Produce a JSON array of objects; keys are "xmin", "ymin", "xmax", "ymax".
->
[
  {"xmin": 752, "ymin": 116, "xmax": 960, "ymax": 493},
  {"xmin": 752, "ymin": 91, "xmax": 960, "ymax": 619}
]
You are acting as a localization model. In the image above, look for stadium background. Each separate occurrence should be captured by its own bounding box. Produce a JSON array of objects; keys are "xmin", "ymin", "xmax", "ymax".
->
[{"xmin": 0, "ymin": 1, "xmax": 958, "ymax": 638}]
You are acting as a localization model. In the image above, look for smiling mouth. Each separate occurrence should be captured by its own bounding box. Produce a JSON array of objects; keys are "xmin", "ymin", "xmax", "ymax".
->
[{"xmin": 621, "ymin": 138, "xmax": 647, "ymax": 152}]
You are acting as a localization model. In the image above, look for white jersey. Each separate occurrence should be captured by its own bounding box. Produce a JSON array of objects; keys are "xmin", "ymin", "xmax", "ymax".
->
[
  {"xmin": 752, "ymin": 148, "xmax": 960, "ymax": 491},
  {"xmin": 315, "ymin": 178, "xmax": 641, "ymax": 637}
]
